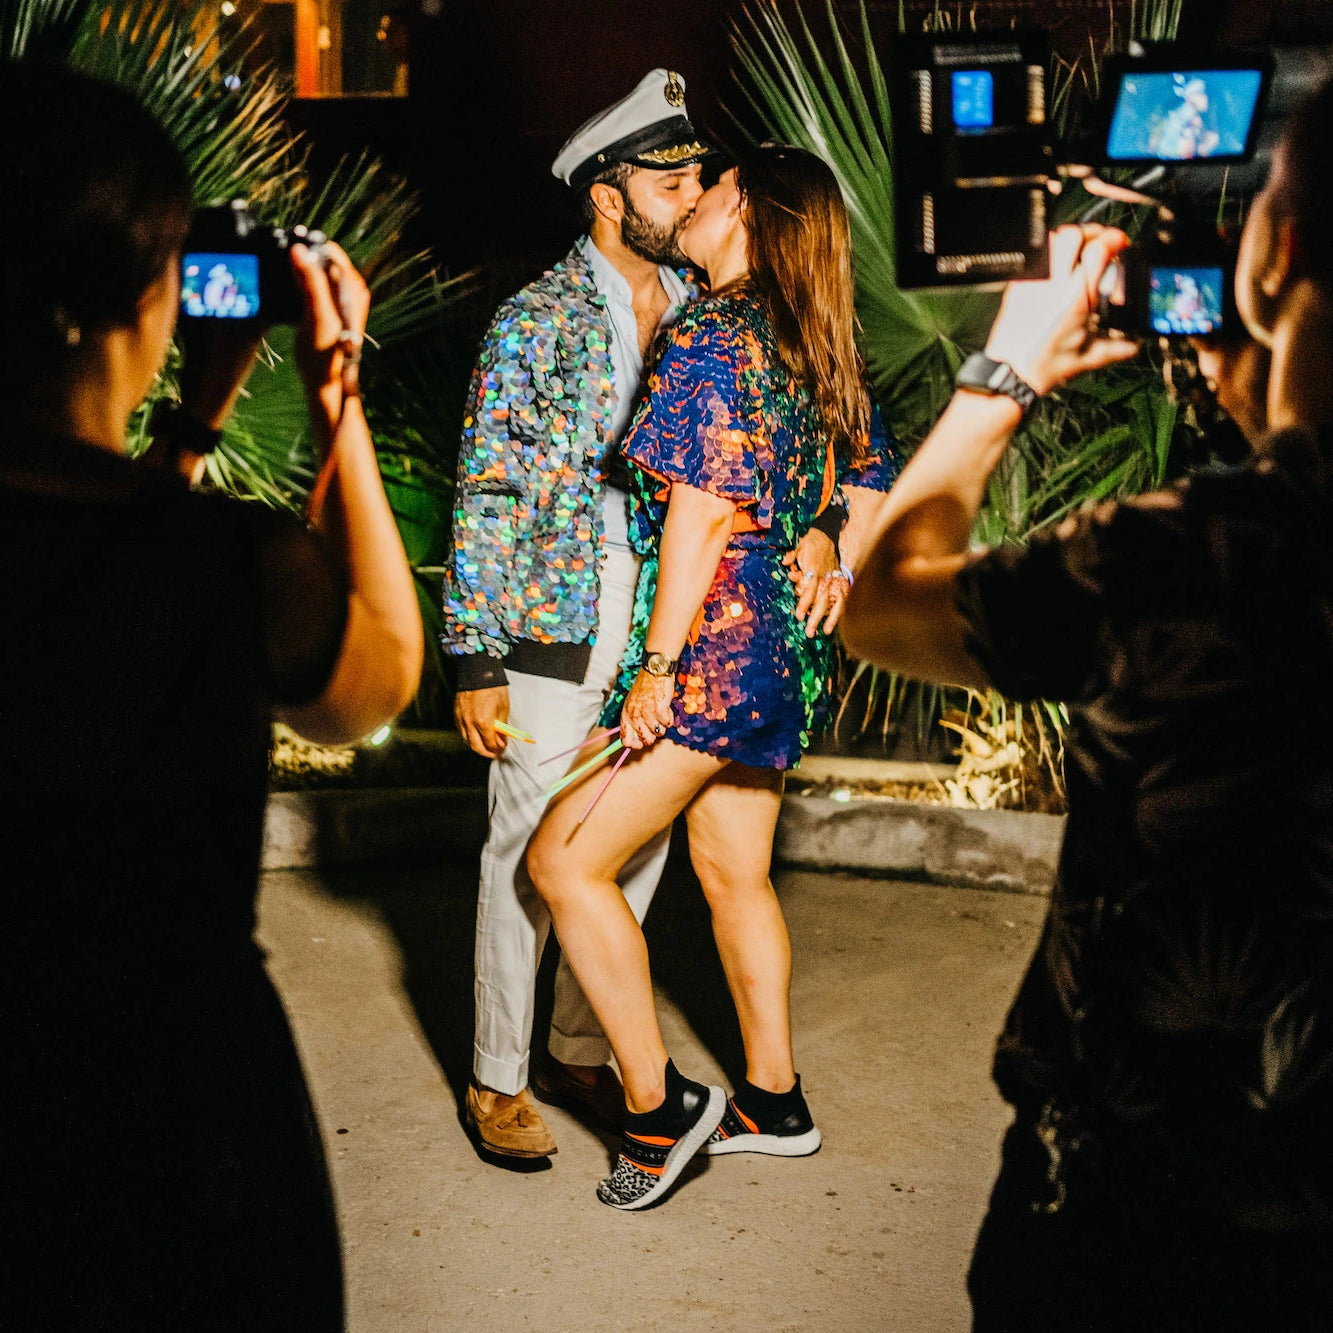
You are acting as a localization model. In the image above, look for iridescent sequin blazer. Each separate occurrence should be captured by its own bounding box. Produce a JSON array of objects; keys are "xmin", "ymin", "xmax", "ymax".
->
[{"xmin": 441, "ymin": 243, "xmax": 697, "ymax": 691}]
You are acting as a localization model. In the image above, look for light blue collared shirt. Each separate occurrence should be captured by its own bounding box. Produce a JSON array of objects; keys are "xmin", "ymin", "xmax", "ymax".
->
[{"xmin": 580, "ymin": 236, "xmax": 690, "ymax": 551}]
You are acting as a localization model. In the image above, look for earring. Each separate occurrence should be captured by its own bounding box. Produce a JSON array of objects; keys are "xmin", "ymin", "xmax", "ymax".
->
[{"xmin": 54, "ymin": 306, "xmax": 82, "ymax": 348}]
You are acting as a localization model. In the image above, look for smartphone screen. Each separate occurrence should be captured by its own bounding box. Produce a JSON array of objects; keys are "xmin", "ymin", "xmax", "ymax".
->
[
  {"xmin": 951, "ymin": 70, "xmax": 994, "ymax": 129},
  {"xmin": 1149, "ymin": 265, "xmax": 1225, "ymax": 336},
  {"xmin": 1107, "ymin": 68, "xmax": 1263, "ymax": 162},
  {"xmin": 181, "ymin": 252, "xmax": 261, "ymax": 319}
]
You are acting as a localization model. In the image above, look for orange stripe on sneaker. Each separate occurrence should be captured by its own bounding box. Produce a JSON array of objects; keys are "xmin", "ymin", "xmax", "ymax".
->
[
  {"xmin": 733, "ymin": 1103, "xmax": 760, "ymax": 1134},
  {"xmin": 625, "ymin": 1132, "xmax": 677, "ymax": 1146},
  {"xmin": 622, "ymin": 1157, "xmax": 666, "ymax": 1176}
]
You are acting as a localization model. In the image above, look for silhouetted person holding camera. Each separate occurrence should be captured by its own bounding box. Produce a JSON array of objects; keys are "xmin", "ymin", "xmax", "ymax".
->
[
  {"xmin": 844, "ymin": 74, "xmax": 1333, "ymax": 1331},
  {"xmin": 2, "ymin": 63, "xmax": 422, "ymax": 1327}
]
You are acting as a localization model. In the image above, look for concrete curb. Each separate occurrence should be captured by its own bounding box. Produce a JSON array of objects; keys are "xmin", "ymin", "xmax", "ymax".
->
[
  {"xmin": 262, "ymin": 787, "xmax": 488, "ymax": 871},
  {"xmin": 262, "ymin": 786, "xmax": 1063, "ymax": 894},
  {"xmin": 775, "ymin": 794, "xmax": 1063, "ymax": 895}
]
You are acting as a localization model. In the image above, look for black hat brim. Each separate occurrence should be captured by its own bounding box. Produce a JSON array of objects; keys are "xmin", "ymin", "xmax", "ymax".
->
[{"xmin": 569, "ymin": 116, "xmax": 713, "ymax": 190}]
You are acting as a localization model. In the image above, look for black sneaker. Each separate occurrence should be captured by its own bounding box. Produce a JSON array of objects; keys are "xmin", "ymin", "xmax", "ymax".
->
[
  {"xmin": 597, "ymin": 1078, "xmax": 724, "ymax": 1211},
  {"xmin": 705, "ymin": 1079, "xmax": 822, "ymax": 1157}
]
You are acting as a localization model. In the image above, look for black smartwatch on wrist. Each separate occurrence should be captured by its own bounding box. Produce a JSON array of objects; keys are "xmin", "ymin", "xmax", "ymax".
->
[
  {"xmin": 147, "ymin": 400, "xmax": 224, "ymax": 456},
  {"xmin": 955, "ymin": 353, "xmax": 1038, "ymax": 414}
]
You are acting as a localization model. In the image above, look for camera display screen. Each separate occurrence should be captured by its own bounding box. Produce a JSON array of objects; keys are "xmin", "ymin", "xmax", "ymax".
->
[
  {"xmin": 1107, "ymin": 68, "xmax": 1264, "ymax": 161},
  {"xmin": 181, "ymin": 252, "xmax": 260, "ymax": 319},
  {"xmin": 1149, "ymin": 266, "xmax": 1225, "ymax": 335},
  {"xmin": 951, "ymin": 70, "xmax": 994, "ymax": 129}
]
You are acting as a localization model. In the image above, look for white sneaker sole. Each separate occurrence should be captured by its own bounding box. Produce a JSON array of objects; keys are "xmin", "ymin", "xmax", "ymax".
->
[
  {"xmin": 609, "ymin": 1085, "xmax": 726, "ymax": 1211},
  {"xmin": 705, "ymin": 1125, "xmax": 822, "ymax": 1157}
]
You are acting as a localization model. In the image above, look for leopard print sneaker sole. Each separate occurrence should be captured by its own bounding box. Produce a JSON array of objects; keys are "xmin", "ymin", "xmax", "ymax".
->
[{"xmin": 597, "ymin": 1084, "xmax": 725, "ymax": 1211}]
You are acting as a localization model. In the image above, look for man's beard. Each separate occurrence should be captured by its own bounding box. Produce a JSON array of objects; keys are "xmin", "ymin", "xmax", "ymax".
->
[{"xmin": 621, "ymin": 195, "xmax": 690, "ymax": 267}]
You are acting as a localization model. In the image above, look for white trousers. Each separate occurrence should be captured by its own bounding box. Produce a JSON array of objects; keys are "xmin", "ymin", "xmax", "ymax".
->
[{"xmin": 473, "ymin": 547, "xmax": 671, "ymax": 1095}]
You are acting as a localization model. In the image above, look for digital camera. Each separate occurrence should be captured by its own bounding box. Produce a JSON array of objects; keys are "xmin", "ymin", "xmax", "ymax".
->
[
  {"xmin": 1097, "ymin": 222, "xmax": 1239, "ymax": 340},
  {"xmin": 180, "ymin": 201, "xmax": 325, "ymax": 325},
  {"xmin": 889, "ymin": 33, "xmax": 1287, "ymax": 334},
  {"xmin": 1083, "ymin": 50, "xmax": 1270, "ymax": 339}
]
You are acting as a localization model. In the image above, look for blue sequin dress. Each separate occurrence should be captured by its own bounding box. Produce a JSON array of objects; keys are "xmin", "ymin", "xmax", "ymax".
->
[{"xmin": 599, "ymin": 290, "xmax": 848, "ymax": 769}]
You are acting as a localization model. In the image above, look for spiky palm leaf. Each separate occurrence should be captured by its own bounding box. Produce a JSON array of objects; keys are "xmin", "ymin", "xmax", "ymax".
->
[
  {"xmin": 7, "ymin": 0, "xmax": 480, "ymax": 716},
  {"xmin": 735, "ymin": 0, "xmax": 1190, "ymax": 770},
  {"xmin": 731, "ymin": 0, "xmax": 998, "ymax": 433}
]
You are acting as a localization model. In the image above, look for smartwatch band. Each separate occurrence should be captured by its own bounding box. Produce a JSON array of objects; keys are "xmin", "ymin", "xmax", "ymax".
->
[
  {"xmin": 147, "ymin": 400, "xmax": 224, "ymax": 456},
  {"xmin": 955, "ymin": 353, "xmax": 1038, "ymax": 414}
]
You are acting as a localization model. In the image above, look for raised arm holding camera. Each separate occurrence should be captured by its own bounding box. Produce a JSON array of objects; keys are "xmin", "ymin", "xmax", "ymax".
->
[
  {"xmin": 3, "ymin": 61, "xmax": 421, "ymax": 1327},
  {"xmin": 844, "ymin": 73, "xmax": 1333, "ymax": 1331}
]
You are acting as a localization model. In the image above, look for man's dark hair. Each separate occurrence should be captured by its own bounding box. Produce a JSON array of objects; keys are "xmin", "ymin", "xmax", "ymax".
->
[
  {"xmin": 579, "ymin": 161, "xmax": 634, "ymax": 229},
  {"xmin": 1275, "ymin": 70, "xmax": 1333, "ymax": 293},
  {"xmin": 2, "ymin": 61, "xmax": 193, "ymax": 387}
]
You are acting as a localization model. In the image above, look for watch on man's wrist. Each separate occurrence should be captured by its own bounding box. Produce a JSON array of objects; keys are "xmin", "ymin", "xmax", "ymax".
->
[
  {"xmin": 641, "ymin": 651, "xmax": 679, "ymax": 678},
  {"xmin": 955, "ymin": 353, "xmax": 1038, "ymax": 414}
]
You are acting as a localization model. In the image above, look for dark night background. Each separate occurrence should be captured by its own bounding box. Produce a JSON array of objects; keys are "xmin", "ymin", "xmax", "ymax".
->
[{"xmin": 286, "ymin": 0, "xmax": 1333, "ymax": 286}]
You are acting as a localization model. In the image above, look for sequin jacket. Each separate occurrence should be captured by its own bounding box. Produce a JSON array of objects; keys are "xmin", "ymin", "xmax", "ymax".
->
[{"xmin": 441, "ymin": 243, "xmax": 697, "ymax": 690}]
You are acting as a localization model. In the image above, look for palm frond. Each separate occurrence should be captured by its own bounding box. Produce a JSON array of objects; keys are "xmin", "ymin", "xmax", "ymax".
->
[
  {"xmin": 731, "ymin": 0, "xmax": 998, "ymax": 439},
  {"xmin": 736, "ymin": 0, "xmax": 1200, "ymax": 763},
  {"xmin": 7, "ymin": 0, "xmax": 479, "ymax": 716}
]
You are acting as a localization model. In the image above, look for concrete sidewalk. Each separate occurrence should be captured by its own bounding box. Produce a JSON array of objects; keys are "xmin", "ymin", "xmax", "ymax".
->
[{"xmin": 257, "ymin": 848, "xmax": 1045, "ymax": 1332}]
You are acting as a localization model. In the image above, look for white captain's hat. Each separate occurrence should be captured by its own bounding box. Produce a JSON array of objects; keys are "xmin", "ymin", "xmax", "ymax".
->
[{"xmin": 552, "ymin": 68, "xmax": 711, "ymax": 190}]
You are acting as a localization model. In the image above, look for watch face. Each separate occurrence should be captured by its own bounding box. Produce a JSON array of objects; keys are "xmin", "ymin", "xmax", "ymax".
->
[{"xmin": 645, "ymin": 653, "xmax": 675, "ymax": 676}]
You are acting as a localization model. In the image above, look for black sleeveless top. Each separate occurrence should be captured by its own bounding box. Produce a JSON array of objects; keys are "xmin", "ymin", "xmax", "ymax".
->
[{"xmin": 2, "ymin": 430, "xmax": 348, "ymax": 1327}]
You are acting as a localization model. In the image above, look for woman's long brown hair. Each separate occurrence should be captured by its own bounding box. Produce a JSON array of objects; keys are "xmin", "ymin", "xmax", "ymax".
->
[{"xmin": 730, "ymin": 144, "xmax": 869, "ymax": 453}]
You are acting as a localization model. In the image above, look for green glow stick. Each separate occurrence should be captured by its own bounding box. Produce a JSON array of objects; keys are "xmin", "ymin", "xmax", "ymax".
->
[{"xmin": 545, "ymin": 739, "xmax": 624, "ymax": 801}]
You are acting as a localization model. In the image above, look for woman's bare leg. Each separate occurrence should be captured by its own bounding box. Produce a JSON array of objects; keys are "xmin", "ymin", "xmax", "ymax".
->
[
  {"xmin": 684, "ymin": 765, "xmax": 795, "ymax": 1093},
  {"xmin": 526, "ymin": 737, "xmax": 726, "ymax": 1113}
]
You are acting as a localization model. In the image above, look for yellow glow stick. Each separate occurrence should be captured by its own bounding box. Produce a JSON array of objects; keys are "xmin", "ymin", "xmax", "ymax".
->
[
  {"xmin": 545, "ymin": 739, "xmax": 624, "ymax": 801},
  {"xmin": 495, "ymin": 720, "xmax": 535, "ymax": 744}
]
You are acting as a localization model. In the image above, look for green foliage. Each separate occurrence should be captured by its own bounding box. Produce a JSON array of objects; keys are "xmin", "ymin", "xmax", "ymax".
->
[
  {"xmin": 731, "ymin": 0, "xmax": 997, "ymax": 435},
  {"xmin": 1130, "ymin": 0, "xmax": 1185, "ymax": 44},
  {"xmin": 6, "ymin": 0, "xmax": 481, "ymax": 718},
  {"xmin": 733, "ymin": 0, "xmax": 1189, "ymax": 766}
]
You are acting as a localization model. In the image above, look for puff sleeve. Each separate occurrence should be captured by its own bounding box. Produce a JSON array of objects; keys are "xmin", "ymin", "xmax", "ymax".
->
[{"xmin": 621, "ymin": 303, "xmax": 775, "ymax": 527}]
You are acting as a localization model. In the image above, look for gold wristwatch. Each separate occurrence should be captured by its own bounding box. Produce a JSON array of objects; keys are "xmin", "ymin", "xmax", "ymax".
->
[{"xmin": 641, "ymin": 652, "xmax": 679, "ymax": 678}]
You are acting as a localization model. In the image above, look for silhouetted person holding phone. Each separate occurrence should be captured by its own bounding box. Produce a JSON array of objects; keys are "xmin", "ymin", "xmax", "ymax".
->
[
  {"xmin": 2, "ymin": 63, "xmax": 422, "ymax": 1327},
  {"xmin": 844, "ymin": 73, "xmax": 1333, "ymax": 1331}
]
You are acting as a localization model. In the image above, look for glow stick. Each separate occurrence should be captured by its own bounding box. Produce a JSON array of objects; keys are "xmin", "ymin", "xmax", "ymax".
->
[
  {"xmin": 577, "ymin": 745, "xmax": 631, "ymax": 826},
  {"xmin": 544, "ymin": 739, "xmax": 623, "ymax": 801},
  {"xmin": 540, "ymin": 726, "xmax": 620, "ymax": 765},
  {"xmin": 495, "ymin": 720, "xmax": 535, "ymax": 743}
]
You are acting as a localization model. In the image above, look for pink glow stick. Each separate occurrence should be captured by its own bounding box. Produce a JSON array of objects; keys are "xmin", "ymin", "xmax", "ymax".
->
[
  {"xmin": 577, "ymin": 745, "xmax": 632, "ymax": 826},
  {"xmin": 544, "ymin": 739, "xmax": 624, "ymax": 801},
  {"xmin": 540, "ymin": 726, "xmax": 621, "ymax": 766}
]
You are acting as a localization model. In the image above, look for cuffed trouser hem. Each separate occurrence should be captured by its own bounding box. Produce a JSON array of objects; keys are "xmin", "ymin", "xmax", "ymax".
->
[{"xmin": 472, "ymin": 1045, "xmax": 530, "ymax": 1098}]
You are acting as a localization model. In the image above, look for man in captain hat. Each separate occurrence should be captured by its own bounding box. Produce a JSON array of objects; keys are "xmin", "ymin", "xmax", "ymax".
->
[{"xmin": 442, "ymin": 69, "xmax": 709, "ymax": 1161}]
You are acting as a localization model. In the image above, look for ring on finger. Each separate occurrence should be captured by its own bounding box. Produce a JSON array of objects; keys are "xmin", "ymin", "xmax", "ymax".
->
[{"xmin": 654, "ymin": 723, "xmax": 667, "ymax": 735}]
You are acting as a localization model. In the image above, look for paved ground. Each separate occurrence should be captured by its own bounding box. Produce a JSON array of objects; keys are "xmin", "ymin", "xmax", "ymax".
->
[{"xmin": 257, "ymin": 843, "xmax": 1047, "ymax": 1332}]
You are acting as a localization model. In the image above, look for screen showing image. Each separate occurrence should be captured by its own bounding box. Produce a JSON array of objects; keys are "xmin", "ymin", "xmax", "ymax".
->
[
  {"xmin": 1149, "ymin": 266, "xmax": 1225, "ymax": 335},
  {"xmin": 181, "ymin": 252, "xmax": 260, "ymax": 319},
  {"xmin": 951, "ymin": 70, "xmax": 994, "ymax": 129},
  {"xmin": 1107, "ymin": 68, "xmax": 1263, "ymax": 161}
]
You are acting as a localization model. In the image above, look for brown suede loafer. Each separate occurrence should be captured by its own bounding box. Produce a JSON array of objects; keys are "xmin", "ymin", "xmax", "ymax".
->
[
  {"xmin": 533, "ymin": 1058, "xmax": 624, "ymax": 1134},
  {"xmin": 465, "ymin": 1084, "xmax": 557, "ymax": 1159}
]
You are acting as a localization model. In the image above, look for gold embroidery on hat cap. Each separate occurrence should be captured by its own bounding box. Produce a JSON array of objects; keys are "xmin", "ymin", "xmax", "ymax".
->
[
  {"xmin": 664, "ymin": 72, "xmax": 685, "ymax": 107},
  {"xmin": 637, "ymin": 140, "xmax": 704, "ymax": 166}
]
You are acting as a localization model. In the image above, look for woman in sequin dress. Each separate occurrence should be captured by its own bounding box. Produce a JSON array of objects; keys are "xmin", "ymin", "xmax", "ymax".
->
[{"xmin": 528, "ymin": 146, "xmax": 894, "ymax": 1210}]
